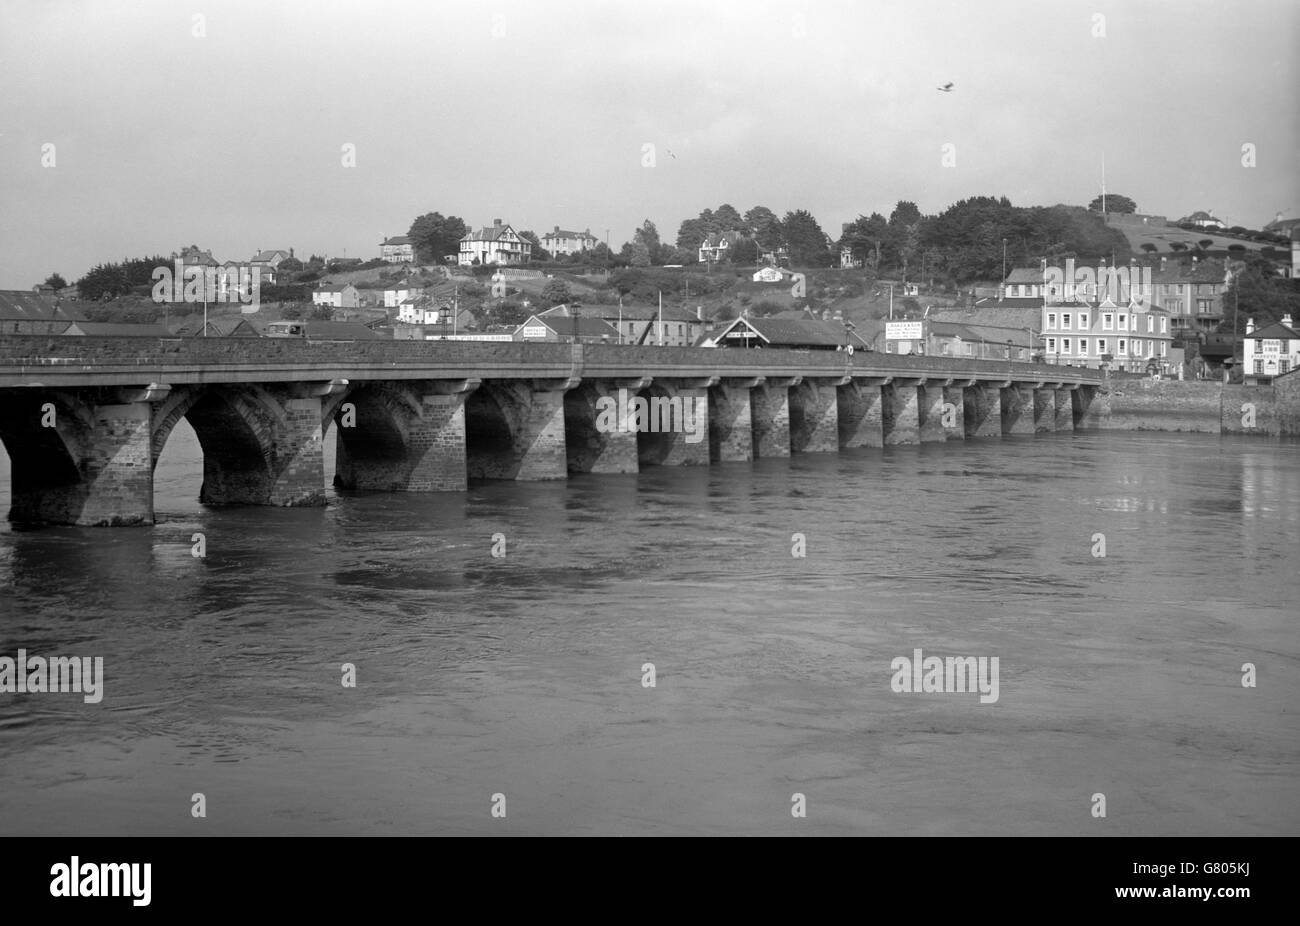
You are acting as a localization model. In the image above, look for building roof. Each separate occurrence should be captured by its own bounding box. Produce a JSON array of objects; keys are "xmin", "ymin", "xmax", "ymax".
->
[
  {"xmin": 462, "ymin": 223, "xmax": 519, "ymax": 243},
  {"xmin": 251, "ymin": 249, "xmax": 290, "ymax": 262},
  {"xmin": 303, "ymin": 321, "xmax": 384, "ymax": 340},
  {"xmin": 936, "ymin": 305, "xmax": 1042, "ymax": 331},
  {"xmin": 542, "ymin": 228, "xmax": 595, "ymax": 239},
  {"xmin": 701, "ymin": 231, "xmax": 743, "ymax": 249},
  {"xmin": 520, "ymin": 315, "xmax": 619, "ymax": 337},
  {"xmin": 544, "ymin": 303, "xmax": 699, "ymax": 323},
  {"xmin": 1246, "ymin": 321, "xmax": 1300, "ymax": 341},
  {"xmin": 315, "ymin": 282, "xmax": 357, "ymax": 293},
  {"xmin": 715, "ymin": 315, "xmax": 853, "ymax": 347},
  {"xmin": 381, "ymin": 236, "xmax": 413, "ymax": 246},
  {"xmin": 1149, "ymin": 260, "xmax": 1229, "ymax": 284},
  {"xmin": 64, "ymin": 321, "xmax": 173, "ymax": 337},
  {"xmin": 1004, "ymin": 268, "xmax": 1045, "ymax": 284},
  {"xmin": 0, "ymin": 289, "xmax": 82, "ymax": 321},
  {"xmin": 927, "ymin": 320, "xmax": 1035, "ymax": 347}
]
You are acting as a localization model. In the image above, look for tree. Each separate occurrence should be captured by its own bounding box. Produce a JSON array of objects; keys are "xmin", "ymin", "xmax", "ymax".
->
[
  {"xmin": 744, "ymin": 206, "xmax": 783, "ymax": 251},
  {"xmin": 519, "ymin": 230, "xmax": 549, "ymax": 261},
  {"xmin": 278, "ymin": 257, "xmax": 304, "ymax": 273},
  {"xmin": 44, "ymin": 273, "xmax": 67, "ymax": 290},
  {"xmin": 713, "ymin": 204, "xmax": 743, "ymax": 231},
  {"xmin": 840, "ymin": 213, "xmax": 889, "ymax": 269},
  {"xmin": 542, "ymin": 279, "xmax": 571, "ymax": 306},
  {"xmin": 781, "ymin": 210, "xmax": 832, "ymax": 266},
  {"xmin": 1216, "ymin": 253, "xmax": 1300, "ymax": 334},
  {"xmin": 1088, "ymin": 194, "xmax": 1137, "ymax": 214},
  {"xmin": 408, "ymin": 212, "xmax": 468, "ymax": 263},
  {"xmin": 888, "ymin": 201, "xmax": 923, "ymax": 280},
  {"xmin": 281, "ymin": 304, "xmax": 304, "ymax": 320},
  {"xmin": 728, "ymin": 237, "xmax": 759, "ymax": 264},
  {"xmin": 632, "ymin": 219, "xmax": 660, "ymax": 265},
  {"xmin": 311, "ymin": 305, "xmax": 335, "ymax": 321}
]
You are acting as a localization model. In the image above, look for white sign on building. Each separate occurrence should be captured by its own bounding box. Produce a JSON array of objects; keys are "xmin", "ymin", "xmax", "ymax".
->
[{"xmin": 885, "ymin": 321, "xmax": 924, "ymax": 340}]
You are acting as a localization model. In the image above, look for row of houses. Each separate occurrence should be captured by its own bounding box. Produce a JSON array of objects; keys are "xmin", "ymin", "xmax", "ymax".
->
[{"xmin": 379, "ymin": 221, "xmax": 603, "ymax": 268}]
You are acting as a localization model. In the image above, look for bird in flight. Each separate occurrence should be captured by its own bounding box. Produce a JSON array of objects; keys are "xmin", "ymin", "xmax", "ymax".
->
[
  {"xmin": 937, "ymin": 82, "xmax": 954, "ymax": 92},
  {"xmin": 666, "ymin": 149, "xmax": 677, "ymax": 159}
]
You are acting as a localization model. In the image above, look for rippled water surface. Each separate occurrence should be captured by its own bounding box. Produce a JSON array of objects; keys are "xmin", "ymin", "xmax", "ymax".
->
[{"xmin": 0, "ymin": 425, "xmax": 1296, "ymax": 835}]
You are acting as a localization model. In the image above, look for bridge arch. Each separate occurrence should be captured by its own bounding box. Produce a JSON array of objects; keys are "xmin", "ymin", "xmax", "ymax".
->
[
  {"xmin": 0, "ymin": 390, "xmax": 96, "ymax": 523},
  {"xmin": 465, "ymin": 381, "xmax": 532, "ymax": 479},
  {"xmin": 329, "ymin": 382, "xmax": 420, "ymax": 491}
]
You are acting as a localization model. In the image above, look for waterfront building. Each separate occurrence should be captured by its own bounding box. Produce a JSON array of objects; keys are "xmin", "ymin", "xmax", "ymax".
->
[{"xmin": 1242, "ymin": 315, "xmax": 1300, "ymax": 381}]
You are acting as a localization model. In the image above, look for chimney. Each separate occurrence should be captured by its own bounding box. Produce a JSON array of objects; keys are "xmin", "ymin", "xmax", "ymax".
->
[
  {"xmin": 1283, "ymin": 314, "xmax": 1294, "ymax": 329},
  {"xmin": 1246, "ymin": 318, "xmax": 1256, "ymax": 335},
  {"xmin": 696, "ymin": 305, "xmax": 703, "ymax": 321},
  {"xmin": 494, "ymin": 218, "xmax": 502, "ymax": 227},
  {"xmin": 1160, "ymin": 256, "xmax": 1167, "ymax": 272},
  {"xmin": 554, "ymin": 226, "xmax": 560, "ymax": 234}
]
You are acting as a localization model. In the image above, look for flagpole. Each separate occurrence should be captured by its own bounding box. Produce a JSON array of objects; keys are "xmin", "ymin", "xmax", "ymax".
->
[{"xmin": 658, "ymin": 291, "xmax": 663, "ymax": 346}]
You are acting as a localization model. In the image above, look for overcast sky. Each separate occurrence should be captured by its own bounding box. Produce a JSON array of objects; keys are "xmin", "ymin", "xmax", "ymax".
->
[{"xmin": 1, "ymin": 0, "xmax": 1297, "ymax": 287}]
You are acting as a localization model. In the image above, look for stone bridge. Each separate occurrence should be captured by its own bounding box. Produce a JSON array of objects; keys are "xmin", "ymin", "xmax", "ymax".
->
[{"xmin": 0, "ymin": 336, "xmax": 1104, "ymax": 525}]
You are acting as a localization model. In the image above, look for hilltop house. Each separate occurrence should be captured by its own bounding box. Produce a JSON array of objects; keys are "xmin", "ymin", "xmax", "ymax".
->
[
  {"xmin": 459, "ymin": 220, "xmax": 531, "ymax": 266},
  {"xmin": 380, "ymin": 236, "xmax": 415, "ymax": 264},
  {"xmin": 1177, "ymin": 211, "xmax": 1226, "ymax": 230},
  {"xmin": 541, "ymin": 226, "xmax": 598, "ymax": 256},
  {"xmin": 384, "ymin": 280, "xmax": 425, "ymax": 309},
  {"xmin": 698, "ymin": 231, "xmax": 744, "ymax": 263}
]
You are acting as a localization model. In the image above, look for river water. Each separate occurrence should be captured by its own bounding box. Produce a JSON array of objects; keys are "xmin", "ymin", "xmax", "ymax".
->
[{"xmin": 0, "ymin": 424, "xmax": 1296, "ymax": 835}]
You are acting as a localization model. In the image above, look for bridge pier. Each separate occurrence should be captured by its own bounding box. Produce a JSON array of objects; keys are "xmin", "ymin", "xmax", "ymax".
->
[
  {"xmin": 1075, "ymin": 385, "xmax": 1106, "ymax": 430},
  {"xmin": 1054, "ymin": 387, "xmax": 1076, "ymax": 431},
  {"xmin": 567, "ymin": 379, "xmax": 641, "ymax": 474},
  {"xmin": 331, "ymin": 381, "xmax": 472, "ymax": 492},
  {"xmin": 942, "ymin": 384, "xmax": 966, "ymax": 440},
  {"xmin": 661, "ymin": 380, "xmax": 712, "ymax": 466},
  {"xmin": 1033, "ymin": 388, "xmax": 1057, "ymax": 432},
  {"xmin": 917, "ymin": 384, "xmax": 947, "ymax": 442},
  {"xmin": 710, "ymin": 378, "xmax": 759, "ymax": 462},
  {"xmin": 467, "ymin": 379, "xmax": 575, "ymax": 481},
  {"xmin": 882, "ymin": 380, "xmax": 920, "ymax": 445},
  {"xmin": 963, "ymin": 384, "xmax": 1002, "ymax": 439},
  {"xmin": 838, "ymin": 379, "xmax": 884, "ymax": 448},
  {"xmin": 791, "ymin": 377, "xmax": 842, "ymax": 453},
  {"xmin": 751, "ymin": 378, "xmax": 796, "ymax": 458},
  {"xmin": 2, "ymin": 394, "xmax": 158, "ymax": 526},
  {"xmin": 1000, "ymin": 383, "xmax": 1036, "ymax": 436}
]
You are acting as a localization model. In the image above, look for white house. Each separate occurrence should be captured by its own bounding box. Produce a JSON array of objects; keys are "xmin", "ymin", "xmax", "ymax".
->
[
  {"xmin": 540, "ymin": 226, "xmax": 597, "ymax": 256},
  {"xmin": 380, "ymin": 236, "xmax": 415, "ymax": 264},
  {"xmin": 459, "ymin": 219, "xmax": 531, "ymax": 266},
  {"xmin": 312, "ymin": 283, "xmax": 360, "ymax": 309},
  {"xmin": 1242, "ymin": 315, "xmax": 1300, "ymax": 380},
  {"xmin": 384, "ymin": 281, "xmax": 424, "ymax": 309},
  {"xmin": 752, "ymin": 266, "xmax": 789, "ymax": 283}
]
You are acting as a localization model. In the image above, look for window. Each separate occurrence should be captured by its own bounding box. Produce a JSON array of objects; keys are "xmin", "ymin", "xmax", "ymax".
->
[
  {"xmin": 1119, "ymin": 314, "xmax": 1127, "ymax": 330},
  {"xmin": 1280, "ymin": 359, "xmax": 1290, "ymax": 374},
  {"xmin": 1018, "ymin": 348, "xmax": 1026, "ymax": 360},
  {"xmin": 964, "ymin": 343, "xmax": 974, "ymax": 356},
  {"xmin": 1061, "ymin": 313, "xmax": 1070, "ymax": 329},
  {"xmin": 1047, "ymin": 337, "xmax": 1057, "ymax": 352},
  {"xmin": 1160, "ymin": 342, "xmax": 1167, "ymax": 357},
  {"xmin": 1079, "ymin": 312, "xmax": 1089, "ymax": 329},
  {"xmin": 1098, "ymin": 339, "xmax": 1108, "ymax": 354},
  {"xmin": 1147, "ymin": 315, "xmax": 1153, "ymax": 333},
  {"xmin": 1103, "ymin": 313, "xmax": 1114, "ymax": 330},
  {"xmin": 1047, "ymin": 313, "xmax": 1056, "ymax": 329},
  {"xmin": 886, "ymin": 342, "xmax": 894, "ymax": 353},
  {"xmin": 1197, "ymin": 299, "xmax": 1213, "ymax": 315},
  {"xmin": 1118, "ymin": 339, "xmax": 1127, "ymax": 355},
  {"xmin": 1062, "ymin": 337, "xmax": 1071, "ymax": 353},
  {"xmin": 1255, "ymin": 359, "xmax": 1265, "ymax": 374},
  {"xmin": 941, "ymin": 342, "xmax": 950, "ymax": 355},
  {"xmin": 1078, "ymin": 339, "xmax": 1087, "ymax": 356},
  {"xmin": 1160, "ymin": 317, "xmax": 1167, "ymax": 333}
]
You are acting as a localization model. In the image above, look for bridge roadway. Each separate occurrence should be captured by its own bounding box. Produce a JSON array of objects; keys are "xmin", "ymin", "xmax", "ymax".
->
[{"xmin": 0, "ymin": 336, "xmax": 1103, "ymax": 526}]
